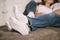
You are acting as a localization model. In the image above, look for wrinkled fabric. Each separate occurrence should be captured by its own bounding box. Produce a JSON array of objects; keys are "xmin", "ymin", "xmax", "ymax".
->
[
  {"xmin": 28, "ymin": 13, "xmax": 60, "ymax": 31},
  {"xmin": 23, "ymin": 0, "xmax": 36, "ymax": 16}
]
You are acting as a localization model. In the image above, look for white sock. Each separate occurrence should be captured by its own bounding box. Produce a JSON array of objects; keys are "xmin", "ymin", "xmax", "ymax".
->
[
  {"xmin": 27, "ymin": 12, "xmax": 35, "ymax": 18},
  {"xmin": 9, "ymin": 17, "xmax": 30, "ymax": 35},
  {"xmin": 14, "ymin": 5, "xmax": 28, "ymax": 24}
]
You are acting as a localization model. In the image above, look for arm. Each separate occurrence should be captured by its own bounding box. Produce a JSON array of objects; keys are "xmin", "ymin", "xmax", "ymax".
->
[
  {"xmin": 54, "ymin": 9, "xmax": 60, "ymax": 15},
  {"xmin": 35, "ymin": 5, "xmax": 45, "ymax": 16}
]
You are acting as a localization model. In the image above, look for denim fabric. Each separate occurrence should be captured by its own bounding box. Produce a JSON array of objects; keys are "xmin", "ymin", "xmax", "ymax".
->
[
  {"xmin": 28, "ymin": 13, "xmax": 60, "ymax": 31},
  {"xmin": 23, "ymin": 0, "xmax": 36, "ymax": 15}
]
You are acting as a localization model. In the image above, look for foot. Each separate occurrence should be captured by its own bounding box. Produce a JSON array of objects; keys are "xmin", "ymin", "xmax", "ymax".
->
[
  {"xmin": 10, "ymin": 17, "xmax": 30, "ymax": 35},
  {"xmin": 14, "ymin": 5, "xmax": 28, "ymax": 24},
  {"xmin": 27, "ymin": 12, "xmax": 35, "ymax": 18}
]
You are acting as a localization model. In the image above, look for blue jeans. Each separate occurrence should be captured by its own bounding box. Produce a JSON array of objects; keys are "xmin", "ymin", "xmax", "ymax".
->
[
  {"xmin": 23, "ymin": 0, "xmax": 36, "ymax": 15},
  {"xmin": 28, "ymin": 12, "xmax": 60, "ymax": 31}
]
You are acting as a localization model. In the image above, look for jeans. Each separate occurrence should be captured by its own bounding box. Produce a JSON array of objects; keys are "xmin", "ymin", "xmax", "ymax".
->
[
  {"xmin": 23, "ymin": 0, "xmax": 36, "ymax": 15},
  {"xmin": 28, "ymin": 12, "xmax": 60, "ymax": 31}
]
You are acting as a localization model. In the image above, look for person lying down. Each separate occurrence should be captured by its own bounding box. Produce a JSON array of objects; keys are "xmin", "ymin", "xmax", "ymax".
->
[
  {"xmin": 6, "ymin": 1, "xmax": 60, "ymax": 35},
  {"xmin": 35, "ymin": 2, "xmax": 60, "ymax": 16}
]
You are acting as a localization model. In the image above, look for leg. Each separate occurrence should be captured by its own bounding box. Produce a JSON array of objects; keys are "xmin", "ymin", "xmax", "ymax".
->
[
  {"xmin": 51, "ymin": 14, "xmax": 60, "ymax": 27},
  {"xmin": 28, "ymin": 13, "xmax": 57, "ymax": 31},
  {"xmin": 7, "ymin": 17, "xmax": 30, "ymax": 35}
]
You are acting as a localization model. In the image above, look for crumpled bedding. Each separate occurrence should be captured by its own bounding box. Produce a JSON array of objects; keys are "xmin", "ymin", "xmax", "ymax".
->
[{"xmin": 0, "ymin": 26, "xmax": 60, "ymax": 40}]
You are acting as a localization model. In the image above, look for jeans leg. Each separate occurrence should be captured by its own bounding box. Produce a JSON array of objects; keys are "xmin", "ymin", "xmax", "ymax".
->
[
  {"xmin": 28, "ymin": 14, "xmax": 50, "ymax": 31},
  {"xmin": 28, "ymin": 13, "xmax": 59, "ymax": 31},
  {"xmin": 51, "ymin": 14, "xmax": 60, "ymax": 27}
]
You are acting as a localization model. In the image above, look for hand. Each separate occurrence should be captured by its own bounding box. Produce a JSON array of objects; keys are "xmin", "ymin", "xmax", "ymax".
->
[{"xmin": 54, "ymin": 9, "xmax": 60, "ymax": 15}]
